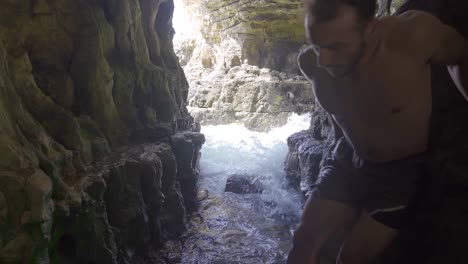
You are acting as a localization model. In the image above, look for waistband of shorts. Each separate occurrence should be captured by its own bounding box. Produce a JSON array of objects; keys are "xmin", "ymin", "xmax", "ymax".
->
[
  {"xmin": 333, "ymin": 137, "xmax": 429, "ymax": 168},
  {"xmin": 360, "ymin": 150, "xmax": 429, "ymax": 167}
]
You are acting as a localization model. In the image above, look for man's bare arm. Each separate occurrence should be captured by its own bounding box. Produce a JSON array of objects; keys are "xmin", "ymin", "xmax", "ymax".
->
[
  {"xmin": 404, "ymin": 11, "xmax": 468, "ymax": 100},
  {"xmin": 297, "ymin": 46, "xmax": 318, "ymax": 82},
  {"xmin": 298, "ymin": 47, "xmax": 345, "ymax": 142},
  {"xmin": 330, "ymin": 114, "xmax": 344, "ymax": 142}
]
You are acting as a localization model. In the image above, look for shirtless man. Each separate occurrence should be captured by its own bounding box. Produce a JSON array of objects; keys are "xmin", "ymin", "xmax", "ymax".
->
[{"xmin": 287, "ymin": 0, "xmax": 468, "ymax": 263}]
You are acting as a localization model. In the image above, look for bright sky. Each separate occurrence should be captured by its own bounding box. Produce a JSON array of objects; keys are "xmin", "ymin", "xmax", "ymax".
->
[{"xmin": 172, "ymin": 0, "xmax": 194, "ymax": 43}]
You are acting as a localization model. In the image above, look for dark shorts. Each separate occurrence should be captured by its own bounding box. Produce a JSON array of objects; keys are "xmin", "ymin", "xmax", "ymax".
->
[{"xmin": 310, "ymin": 137, "xmax": 428, "ymax": 229}]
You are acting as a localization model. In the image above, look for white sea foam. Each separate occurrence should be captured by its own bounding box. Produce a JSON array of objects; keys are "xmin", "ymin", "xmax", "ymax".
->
[{"xmin": 199, "ymin": 113, "xmax": 311, "ymax": 216}]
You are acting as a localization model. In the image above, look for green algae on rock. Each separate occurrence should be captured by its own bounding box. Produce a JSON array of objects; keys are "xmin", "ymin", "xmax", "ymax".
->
[{"xmin": 0, "ymin": 0, "xmax": 203, "ymax": 263}]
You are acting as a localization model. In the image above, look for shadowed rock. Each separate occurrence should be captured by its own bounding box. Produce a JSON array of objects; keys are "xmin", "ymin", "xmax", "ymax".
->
[
  {"xmin": 0, "ymin": 0, "xmax": 203, "ymax": 263},
  {"xmin": 225, "ymin": 174, "xmax": 264, "ymax": 194}
]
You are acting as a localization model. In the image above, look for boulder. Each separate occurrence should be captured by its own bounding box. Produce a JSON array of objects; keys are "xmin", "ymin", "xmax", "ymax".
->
[
  {"xmin": 224, "ymin": 174, "xmax": 264, "ymax": 194},
  {"xmin": 285, "ymin": 108, "xmax": 334, "ymax": 194},
  {"xmin": 172, "ymin": 132, "xmax": 206, "ymax": 212}
]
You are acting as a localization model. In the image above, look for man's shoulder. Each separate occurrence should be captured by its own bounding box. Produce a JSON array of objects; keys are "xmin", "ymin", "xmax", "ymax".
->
[
  {"xmin": 381, "ymin": 11, "xmax": 442, "ymax": 56},
  {"xmin": 396, "ymin": 10, "xmax": 440, "ymax": 25},
  {"xmin": 380, "ymin": 10, "xmax": 439, "ymax": 31}
]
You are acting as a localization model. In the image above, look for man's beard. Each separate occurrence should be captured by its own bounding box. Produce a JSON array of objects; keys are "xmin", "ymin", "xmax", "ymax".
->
[{"xmin": 326, "ymin": 41, "xmax": 366, "ymax": 78}]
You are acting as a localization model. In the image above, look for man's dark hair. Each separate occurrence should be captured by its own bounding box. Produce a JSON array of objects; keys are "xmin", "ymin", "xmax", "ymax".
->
[{"xmin": 305, "ymin": 0, "xmax": 376, "ymax": 25}]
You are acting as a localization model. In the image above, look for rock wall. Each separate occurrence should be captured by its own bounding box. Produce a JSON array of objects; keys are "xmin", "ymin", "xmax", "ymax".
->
[
  {"xmin": 176, "ymin": 0, "xmax": 315, "ymax": 131},
  {"xmin": 285, "ymin": 1, "xmax": 468, "ymax": 263},
  {"xmin": 179, "ymin": 0, "xmax": 305, "ymax": 73},
  {"xmin": 0, "ymin": 0, "xmax": 203, "ymax": 263},
  {"xmin": 188, "ymin": 64, "xmax": 314, "ymax": 131}
]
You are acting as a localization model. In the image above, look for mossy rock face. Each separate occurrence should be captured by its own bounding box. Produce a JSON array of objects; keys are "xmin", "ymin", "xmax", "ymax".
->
[
  {"xmin": 77, "ymin": 116, "xmax": 110, "ymax": 163},
  {"xmin": 0, "ymin": 168, "xmax": 54, "ymax": 264},
  {"xmin": 0, "ymin": 0, "xmax": 200, "ymax": 263},
  {"xmin": 184, "ymin": 0, "xmax": 305, "ymax": 72}
]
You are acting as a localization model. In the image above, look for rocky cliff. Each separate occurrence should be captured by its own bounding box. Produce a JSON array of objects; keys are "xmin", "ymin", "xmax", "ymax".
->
[
  {"xmin": 178, "ymin": 0, "xmax": 305, "ymax": 73},
  {"xmin": 285, "ymin": 1, "xmax": 468, "ymax": 263},
  {"xmin": 175, "ymin": 0, "xmax": 315, "ymax": 131},
  {"xmin": 188, "ymin": 64, "xmax": 314, "ymax": 131},
  {"xmin": 0, "ymin": 1, "xmax": 203, "ymax": 263}
]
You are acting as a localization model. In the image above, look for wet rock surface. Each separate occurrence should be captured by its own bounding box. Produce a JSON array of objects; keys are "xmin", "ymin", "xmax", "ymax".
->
[
  {"xmin": 0, "ymin": 0, "xmax": 203, "ymax": 263},
  {"xmin": 53, "ymin": 138, "xmax": 203, "ymax": 264},
  {"xmin": 152, "ymin": 116, "xmax": 308, "ymax": 264},
  {"xmin": 285, "ymin": 108, "xmax": 334, "ymax": 195},
  {"xmin": 156, "ymin": 192, "xmax": 298, "ymax": 264}
]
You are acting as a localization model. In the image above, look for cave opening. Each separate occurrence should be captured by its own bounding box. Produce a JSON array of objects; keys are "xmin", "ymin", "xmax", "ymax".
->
[
  {"xmin": 1, "ymin": 0, "xmax": 467, "ymax": 263},
  {"xmin": 170, "ymin": 0, "xmax": 468, "ymax": 263},
  {"xmin": 170, "ymin": 0, "xmax": 313, "ymax": 262}
]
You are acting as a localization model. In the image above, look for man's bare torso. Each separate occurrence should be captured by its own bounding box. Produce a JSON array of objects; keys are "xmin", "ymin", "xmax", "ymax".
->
[{"xmin": 299, "ymin": 13, "xmax": 432, "ymax": 162}]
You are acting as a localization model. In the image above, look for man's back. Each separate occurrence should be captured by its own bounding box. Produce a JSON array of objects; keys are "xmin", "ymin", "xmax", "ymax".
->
[{"xmin": 298, "ymin": 11, "xmax": 436, "ymax": 162}]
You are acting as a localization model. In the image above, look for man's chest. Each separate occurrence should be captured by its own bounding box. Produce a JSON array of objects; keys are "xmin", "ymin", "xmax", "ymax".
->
[
  {"xmin": 312, "ymin": 61, "xmax": 429, "ymax": 123},
  {"xmin": 316, "ymin": 80, "xmax": 395, "ymax": 119}
]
